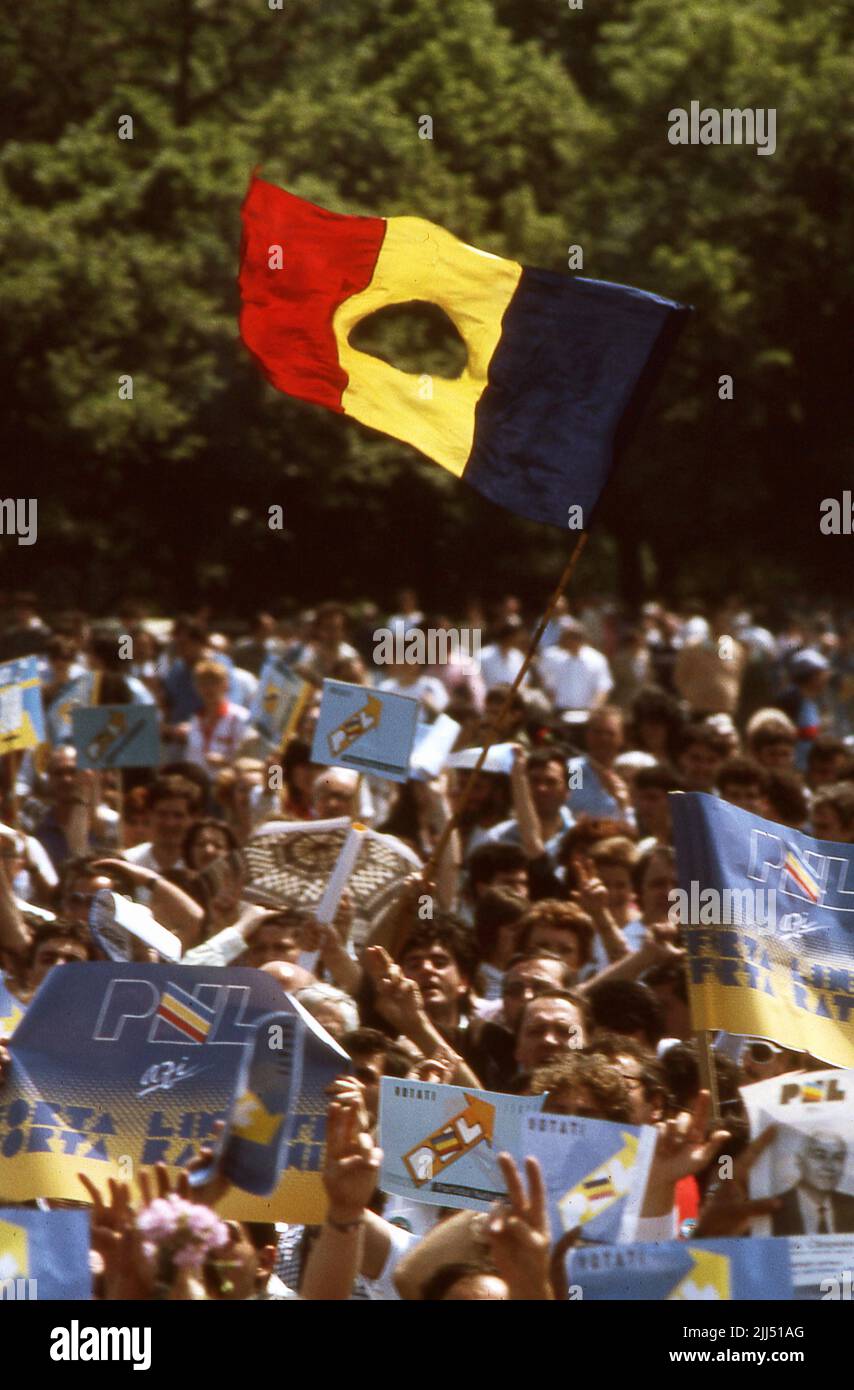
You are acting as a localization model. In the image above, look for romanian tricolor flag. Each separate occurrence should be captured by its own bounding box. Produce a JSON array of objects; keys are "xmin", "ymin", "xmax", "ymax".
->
[
  {"xmin": 784, "ymin": 849, "xmax": 821, "ymax": 903},
  {"xmin": 432, "ymin": 1128, "xmax": 461, "ymax": 1156},
  {"xmin": 156, "ymin": 984, "xmax": 214, "ymax": 1044},
  {"xmin": 582, "ymin": 1174, "xmax": 616, "ymax": 1202},
  {"xmin": 239, "ymin": 177, "xmax": 689, "ymax": 528},
  {"xmin": 800, "ymin": 1081, "xmax": 824, "ymax": 1102}
]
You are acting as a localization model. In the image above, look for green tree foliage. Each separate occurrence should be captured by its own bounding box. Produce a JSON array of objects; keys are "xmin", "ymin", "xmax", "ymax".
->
[{"xmin": 0, "ymin": 0, "xmax": 850, "ymax": 613}]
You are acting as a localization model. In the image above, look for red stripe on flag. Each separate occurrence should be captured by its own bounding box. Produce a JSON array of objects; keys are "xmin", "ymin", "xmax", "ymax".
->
[
  {"xmin": 786, "ymin": 861, "xmax": 819, "ymax": 901},
  {"xmin": 239, "ymin": 176, "xmax": 386, "ymax": 411},
  {"xmin": 157, "ymin": 1005, "xmax": 206, "ymax": 1043}
]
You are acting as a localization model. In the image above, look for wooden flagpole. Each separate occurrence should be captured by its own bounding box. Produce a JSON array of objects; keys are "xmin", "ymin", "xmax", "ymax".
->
[
  {"xmin": 387, "ymin": 531, "xmax": 589, "ymax": 956},
  {"xmin": 425, "ymin": 530, "xmax": 588, "ymax": 877},
  {"xmin": 358, "ymin": 530, "xmax": 592, "ymax": 978},
  {"xmin": 697, "ymin": 1030, "xmax": 722, "ymax": 1129}
]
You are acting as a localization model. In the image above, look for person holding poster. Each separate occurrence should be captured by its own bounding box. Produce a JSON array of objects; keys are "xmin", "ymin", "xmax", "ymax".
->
[{"xmin": 185, "ymin": 662, "xmax": 251, "ymax": 773}]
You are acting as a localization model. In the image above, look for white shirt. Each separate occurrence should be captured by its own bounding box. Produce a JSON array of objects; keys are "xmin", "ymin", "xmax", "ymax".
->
[
  {"xmin": 387, "ymin": 611, "xmax": 424, "ymax": 634},
  {"xmin": 537, "ymin": 643, "xmax": 613, "ymax": 711},
  {"xmin": 123, "ymin": 843, "xmax": 186, "ymax": 874},
  {"xmin": 478, "ymin": 644, "xmax": 527, "ymax": 690},
  {"xmin": 182, "ymin": 906, "xmax": 267, "ymax": 967},
  {"xmin": 377, "ymin": 674, "xmax": 449, "ymax": 714},
  {"xmin": 11, "ymin": 833, "xmax": 59, "ymax": 895},
  {"xmin": 185, "ymin": 702, "xmax": 250, "ymax": 768}
]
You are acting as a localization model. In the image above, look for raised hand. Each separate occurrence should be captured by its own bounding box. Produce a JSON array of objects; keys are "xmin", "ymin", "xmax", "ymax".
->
[
  {"xmin": 548, "ymin": 1227, "xmax": 584, "ymax": 1301},
  {"xmin": 299, "ymin": 919, "xmax": 325, "ymax": 953},
  {"xmin": 646, "ymin": 920, "xmax": 686, "ymax": 962},
  {"xmin": 570, "ymin": 855, "xmax": 610, "ymax": 916},
  {"xmin": 181, "ymin": 1119, "xmax": 233, "ymax": 1209},
  {"xmin": 510, "ymin": 744, "xmax": 528, "ymax": 775},
  {"xmin": 78, "ymin": 1172, "xmax": 135, "ymax": 1240},
  {"xmin": 323, "ymin": 1097, "xmax": 382, "ymax": 1223},
  {"xmin": 301, "ymin": 920, "xmax": 345, "ymax": 958},
  {"xmin": 642, "ymin": 1090, "xmax": 730, "ymax": 1218},
  {"xmin": 325, "ymin": 1074, "xmax": 372, "ymax": 1133},
  {"xmin": 363, "ymin": 945, "xmax": 424, "ymax": 1036},
  {"xmin": 89, "ymin": 857, "xmax": 153, "ymax": 885},
  {"xmin": 408, "ymin": 1055, "xmax": 454, "ymax": 1085},
  {"xmin": 78, "ymin": 1172, "xmax": 155, "ymax": 1301},
  {"xmin": 693, "ymin": 1125, "xmax": 782, "ymax": 1237},
  {"xmin": 485, "ymin": 1153, "xmax": 553, "ymax": 1300},
  {"xmin": 589, "ymin": 761, "xmax": 630, "ymax": 809},
  {"xmin": 332, "ymin": 889, "xmax": 354, "ymax": 942},
  {"xmin": 137, "ymin": 1162, "xmax": 191, "ymax": 1207}
]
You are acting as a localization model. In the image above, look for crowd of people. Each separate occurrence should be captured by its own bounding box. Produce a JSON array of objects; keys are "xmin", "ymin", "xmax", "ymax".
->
[{"xmin": 1, "ymin": 585, "xmax": 853, "ymax": 1300}]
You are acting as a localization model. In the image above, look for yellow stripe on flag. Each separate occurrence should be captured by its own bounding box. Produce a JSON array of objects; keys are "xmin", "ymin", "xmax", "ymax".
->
[
  {"xmin": 334, "ymin": 216, "xmax": 522, "ymax": 476},
  {"xmin": 160, "ymin": 994, "xmax": 210, "ymax": 1034}
]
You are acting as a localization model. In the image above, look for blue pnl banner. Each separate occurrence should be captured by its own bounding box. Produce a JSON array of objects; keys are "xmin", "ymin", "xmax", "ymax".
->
[
  {"xmin": 0, "ymin": 962, "xmax": 286, "ymax": 1204},
  {"xmin": 671, "ymin": 791, "xmax": 854, "ymax": 1067}
]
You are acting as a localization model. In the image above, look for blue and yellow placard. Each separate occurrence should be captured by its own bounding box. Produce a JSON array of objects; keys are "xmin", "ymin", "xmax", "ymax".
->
[
  {"xmin": 250, "ymin": 656, "xmax": 312, "ymax": 748},
  {"xmin": 523, "ymin": 1111, "xmax": 657, "ymax": 1243},
  {"xmin": 0, "ymin": 975, "xmax": 26, "ymax": 1037},
  {"xmin": 312, "ymin": 679, "xmax": 419, "ymax": 782},
  {"xmin": 567, "ymin": 1238, "xmax": 793, "ymax": 1301},
  {"xmin": 193, "ymin": 999, "xmax": 348, "ymax": 1199},
  {"xmin": 0, "ymin": 656, "xmax": 44, "ymax": 752},
  {"xmin": 0, "ymin": 963, "xmax": 338, "ymax": 1223},
  {"xmin": 671, "ymin": 792, "xmax": 854, "ymax": 1067},
  {"xmin": 72, "ymin": 704, "xmax": 160, "ymax": 769},
  {"xmin": 45, "ymin": 672, "xmax": 98, "ymax": 746},
  {"xmin": 379, "ymin": 1078, "xmax": 544, "ymax": 1210}
]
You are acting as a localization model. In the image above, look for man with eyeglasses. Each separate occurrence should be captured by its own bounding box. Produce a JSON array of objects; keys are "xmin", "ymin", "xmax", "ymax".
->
[
  {"xmin": 487, "ymin": 951, "xmax": 573, "ymax": 1030},
  {"xmin": 584, "ymin": 1032, "xmax": 667, "ymax": 1125},
  {"xmin": 33, "ymin": 746, "xmax": 119, "ymax": 871},
  {"xmin": 468, "ymin": 951, "xmax": 573, "ymax": 1090}
]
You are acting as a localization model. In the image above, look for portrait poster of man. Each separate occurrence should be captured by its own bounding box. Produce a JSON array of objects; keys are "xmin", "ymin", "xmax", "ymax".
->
[{"xmin": 742, "ymin": 1068, "xmax": 854, "ymax": 1236}]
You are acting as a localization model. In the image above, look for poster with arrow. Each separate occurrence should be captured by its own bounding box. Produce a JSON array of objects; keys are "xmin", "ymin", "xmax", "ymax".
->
[
  {"xmin": 378, "ymin": 1078, "xmax": 544, "ymax": 1211},
  {"xmin": 72, "ymin": 705, "xmax": 160, "ymax": 770},
  {"xmin": 522, "ymin": 1110, "xmax": 657, "ymax": 1243},
  {"xmin": 0, "ymin": 656, "xmax": 45, "ymax": 753},
  {"xmin": 311, "ymin": 679, "xmax": 419, "ymax": 782},
  {"xmin": 249, "ymin": 655, "xmax": 312, "ymax": 748}
]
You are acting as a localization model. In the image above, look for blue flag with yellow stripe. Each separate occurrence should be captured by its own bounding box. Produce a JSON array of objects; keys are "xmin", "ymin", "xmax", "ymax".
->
[{"xmin": 671, "ymin": 792, "xmax": 854, "ymax": 1068}]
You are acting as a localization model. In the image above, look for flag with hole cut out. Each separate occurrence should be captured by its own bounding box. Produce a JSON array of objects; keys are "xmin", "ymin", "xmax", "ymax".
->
[{"xmin": 238, "ymin": 176, "xmax": 689, "ymax": 529}]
